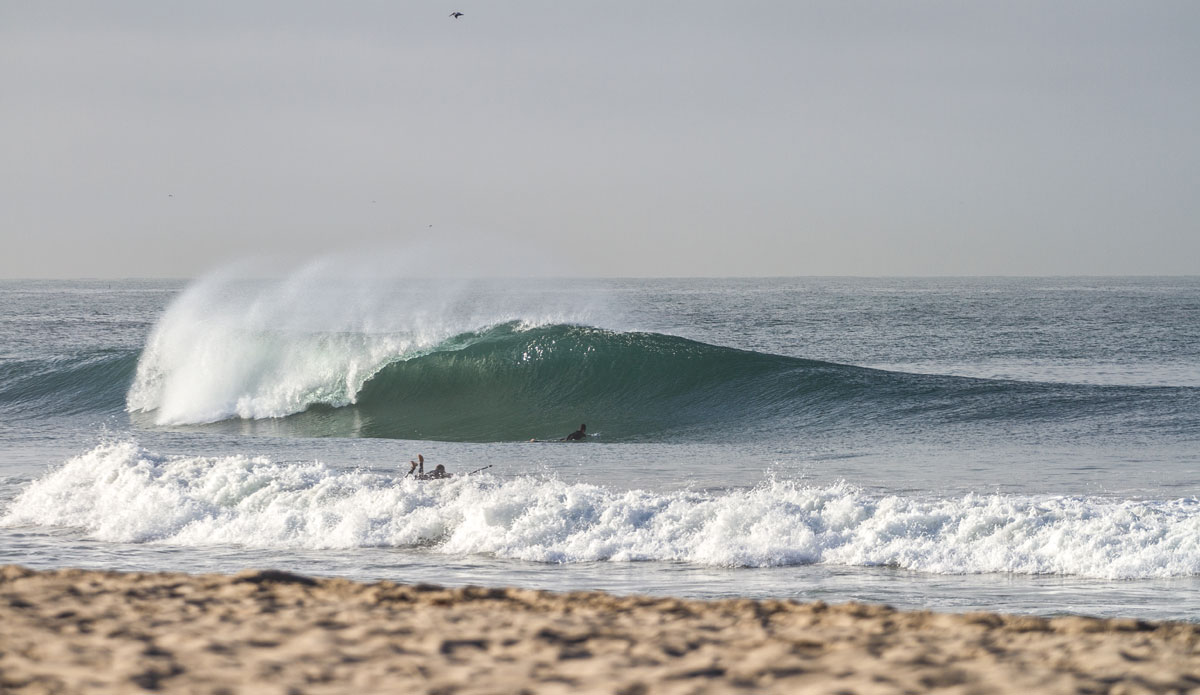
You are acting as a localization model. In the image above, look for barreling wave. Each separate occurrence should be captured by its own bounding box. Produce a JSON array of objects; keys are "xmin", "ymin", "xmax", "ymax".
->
[
  {"xmin": 115, "ymin": 261, "xmax": 1200, "ymax": 441},
  {"xmin": 4, "ymin": 442, "xmax": 1198, "ymax": 579},
  {"xmin": 0, "ymin": 351, "xmax": 139, "ymax": 419},
  {"xmin": 126, "ymin": 320, "xmax": 1199, "ymax": 442},
  {"xmin": 347, "ymin": 322, "xmax": 854, "ymax": 441}
]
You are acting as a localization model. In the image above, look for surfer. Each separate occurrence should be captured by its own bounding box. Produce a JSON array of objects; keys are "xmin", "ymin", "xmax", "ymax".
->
[
  {"xmin": 425, "ymin": 464, "xmax": 451, "ymax": 479},
  {"xmin": 527, "ymin": 424, "xmax": 589, "ymax": 442},
  {"xmin": 408, "ymin": 454, "xmax": 452, "ymax": 480}
]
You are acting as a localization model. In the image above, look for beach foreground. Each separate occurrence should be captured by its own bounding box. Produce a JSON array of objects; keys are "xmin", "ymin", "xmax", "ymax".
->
[{"xmin": 2, "ymin": 566, "xmax": 1198, "ymax": 694}]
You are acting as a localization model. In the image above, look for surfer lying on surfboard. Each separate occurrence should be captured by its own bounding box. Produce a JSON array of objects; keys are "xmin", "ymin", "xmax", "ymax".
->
[
  {"xmin": 408, "ymin": 454, "xmax": 451, "ymax": 480},
  {"xmin": 406, "ymin": 455, "xmax": 492, "ymax": 480},
  {"xmin": 528, "ymin": 423, "xmax": 589, "ymax": 443}
]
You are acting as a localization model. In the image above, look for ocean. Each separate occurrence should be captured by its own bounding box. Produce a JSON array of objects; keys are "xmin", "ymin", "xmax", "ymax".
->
[{"xmin": 1, "ymin": 273, "xmax": 1198, "ymax": 621}]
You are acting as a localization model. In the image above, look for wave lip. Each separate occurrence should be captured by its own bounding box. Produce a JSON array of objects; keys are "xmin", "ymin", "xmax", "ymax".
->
[{"xmin": 5, "ymin": 443, "xmax": 1198, "ymax": 580}]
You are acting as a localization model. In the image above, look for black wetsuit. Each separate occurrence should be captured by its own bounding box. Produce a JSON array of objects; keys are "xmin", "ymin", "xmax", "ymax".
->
[
  {"xmin": 417, "ymin": 467, "xmax": 451, "ymax": 480},
  {"xmin": 563, "ymin": 428, "xmax": 586, "ymax": 441}
]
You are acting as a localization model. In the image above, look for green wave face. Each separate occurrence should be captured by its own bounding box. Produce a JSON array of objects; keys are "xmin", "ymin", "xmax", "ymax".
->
[
  {"xmin": 0, "ymin": 351, "xmax": 139, "ymax": 419},
  {"xmin": 347, "ymin": 323, "xmax": 842, "ymax": 441}
]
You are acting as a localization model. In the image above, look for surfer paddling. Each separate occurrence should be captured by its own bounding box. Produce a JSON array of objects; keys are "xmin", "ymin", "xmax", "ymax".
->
[
  {"xmin": 407, "ymin": 455, "xmax": 491, "ymax": 479},
  {"xmin": 561, "ymin": 423, "xmax": 587, "ymax": 441},
  {"xmin": 408, "ymin": 454, "xmax": 452, "ymax": 480},
  {"xmin": 528, "ymin": 423, "xmax": 590, "ymax": 443}
]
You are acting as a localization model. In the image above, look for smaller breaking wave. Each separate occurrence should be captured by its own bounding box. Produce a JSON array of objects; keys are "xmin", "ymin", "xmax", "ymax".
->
[{"xmin": 4, "ymin": 442, "xmax": 1198, "ymax": 579}]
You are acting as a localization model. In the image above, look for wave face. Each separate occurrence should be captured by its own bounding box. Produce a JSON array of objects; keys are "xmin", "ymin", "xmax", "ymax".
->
[
  {"xmin": 347, "ymin": 322, "xmax": 846, "ymax": 441},
  {"xmin": 0, "ymin": 351, "xmax": 138, "ymax": 419},
  {"xmin": 4, "ymin": 442, "xmax": 1198, "ymax": 579}
]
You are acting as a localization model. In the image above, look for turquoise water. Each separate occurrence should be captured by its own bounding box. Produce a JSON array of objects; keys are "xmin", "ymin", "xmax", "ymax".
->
[{"xmin": 1, "ymin": 275, "xmax": 1198, "ymax": 620}]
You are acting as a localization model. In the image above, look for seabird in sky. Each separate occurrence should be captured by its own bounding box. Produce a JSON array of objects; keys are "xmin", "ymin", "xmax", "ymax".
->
[{"xmin": 449, "ymin": 12, "xmax": 464, "ymax": 19}]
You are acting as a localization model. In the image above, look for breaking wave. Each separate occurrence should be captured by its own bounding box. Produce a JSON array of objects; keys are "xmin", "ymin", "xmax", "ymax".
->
[{"xmin": 127, "ymin": 318, "xmax": 1198, "ymax": 441}]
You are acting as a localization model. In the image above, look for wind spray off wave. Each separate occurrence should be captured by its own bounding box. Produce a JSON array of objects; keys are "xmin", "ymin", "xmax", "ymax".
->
[
  {"xmin": 4, "ymin": 442, "xmax": 1199, "ymax": 580},
  {"xmin": 125, "ymin": 260, "xmax": 601, "ymax": 425}
]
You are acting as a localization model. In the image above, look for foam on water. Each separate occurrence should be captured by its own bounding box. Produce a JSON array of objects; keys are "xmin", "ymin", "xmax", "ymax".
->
[{"xmin": 5, "ymin": 442, "xmax": 1198, "ymax": 580}]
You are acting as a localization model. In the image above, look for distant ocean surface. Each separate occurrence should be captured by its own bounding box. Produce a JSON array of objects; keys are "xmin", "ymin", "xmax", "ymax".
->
[{"xmin": 1, "ymin": 275, "xmax": 1198, "ymax": 621}]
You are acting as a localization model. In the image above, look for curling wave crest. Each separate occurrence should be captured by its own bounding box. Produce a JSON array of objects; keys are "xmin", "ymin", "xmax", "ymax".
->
[{"xmin": 4, "ymin": 442, "xmax": 1198, "ymax": 579}]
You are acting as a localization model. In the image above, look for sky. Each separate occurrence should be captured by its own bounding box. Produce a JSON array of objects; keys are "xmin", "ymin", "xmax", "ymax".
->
[{"xmin": 2, "ymin": 1, "xmax": 1199, "ymax": 278}]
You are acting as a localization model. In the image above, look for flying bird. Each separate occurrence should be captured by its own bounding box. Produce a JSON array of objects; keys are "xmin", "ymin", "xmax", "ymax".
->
[{"xmin": 449, "ymin": 11, "xmax": 464, "ymax": 18}]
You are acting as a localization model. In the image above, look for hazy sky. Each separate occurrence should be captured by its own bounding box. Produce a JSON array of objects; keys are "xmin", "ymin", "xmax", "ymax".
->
[{"xmin": 3, "ymin": 1, "xmax": 1198, "ymax": 278}]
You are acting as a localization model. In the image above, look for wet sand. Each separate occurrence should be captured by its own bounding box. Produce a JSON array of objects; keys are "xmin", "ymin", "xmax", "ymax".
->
[{"xmin": 2, "ymin": 565, "xmax": 1198, "ymax": 694}]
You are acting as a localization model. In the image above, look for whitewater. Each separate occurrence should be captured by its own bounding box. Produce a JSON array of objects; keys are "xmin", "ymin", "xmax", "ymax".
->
[
  {"xmin": 5, "ymin": 441, "xmax": 1198, "ymax": 579},
  {"xmin": 1, "ymin": 272, "xmax": 1199, "ymax": 620}
]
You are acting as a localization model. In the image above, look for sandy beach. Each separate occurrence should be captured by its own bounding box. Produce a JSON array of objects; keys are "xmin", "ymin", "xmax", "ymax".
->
[{"xmin": 1, "ymin": 566, "xmax": 1197, "ymax": 694}]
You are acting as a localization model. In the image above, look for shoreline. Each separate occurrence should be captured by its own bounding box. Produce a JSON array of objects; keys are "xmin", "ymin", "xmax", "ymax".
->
[{"xmin": 2, "ymin": 565, "xmax": 1198, "ymax": 694}]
